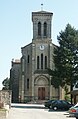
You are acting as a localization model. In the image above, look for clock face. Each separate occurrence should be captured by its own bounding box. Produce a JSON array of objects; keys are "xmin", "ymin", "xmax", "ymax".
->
[{"xmin": 40, "ymin": 45, "xmax": 44, "ymax": 50}]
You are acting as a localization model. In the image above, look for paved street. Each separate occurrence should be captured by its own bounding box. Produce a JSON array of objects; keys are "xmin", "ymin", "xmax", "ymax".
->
[{"xmin": 7, "ymin": 104, "xmax": 75, "ymax": 119}]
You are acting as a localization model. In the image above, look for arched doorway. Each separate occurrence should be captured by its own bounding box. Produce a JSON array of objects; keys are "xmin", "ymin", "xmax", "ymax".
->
[{"xmin": 34, "ymin": 75, "xmax": 49, "ymax": 100}]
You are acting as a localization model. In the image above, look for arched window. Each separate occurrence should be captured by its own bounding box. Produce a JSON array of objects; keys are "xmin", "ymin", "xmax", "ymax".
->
[
  {"xmin": 44, "ymin": 22, "xmax": 47, "ymax": 36},
  {"xmin": 45, "ymin": 56, "xmax": 47, "ymax": 69},
  {"xmin": 27, "ymin": 79, "xmax": 29, "ymax": 89},
  {"xmin": 38, "ymin": 22, "xmax": 41, "ymax": 36},
  {"xmin": 27, "ymin": 55, "xmax": 29, "ymax": 63},
  {"xmin": 41, "ymin": 53, "xmax": 43, "ymax": 69},
  {"xmin": 37, "ymin": 56, "xmax": 39, "ymax": 69}
]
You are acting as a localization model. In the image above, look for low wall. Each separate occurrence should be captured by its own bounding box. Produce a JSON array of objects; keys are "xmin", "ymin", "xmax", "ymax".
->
[
  {"xmin": 0, "ymin": 90, "xmax": 12, "ymax": 118},
  {"xmin": 0, "ymin": 109, "xmax": 9, "ymax": 118},
  {"xmin": 0, "ymin": 90, "xmax": 12, "ymax": 108}
]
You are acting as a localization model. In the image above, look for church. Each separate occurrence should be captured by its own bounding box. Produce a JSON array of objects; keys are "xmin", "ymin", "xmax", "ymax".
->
[{"xmin": 10, "ymin": 8, "xmax": 65, "ymax": 103}]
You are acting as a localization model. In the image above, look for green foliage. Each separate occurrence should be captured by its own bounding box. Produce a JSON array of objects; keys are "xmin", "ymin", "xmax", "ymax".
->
[
  {"xmin": 2, "ymin": 77, "xmax": 10, "ymax": 90},
  {"xmin": 64, "ymin": 85, "xmax": 71, "ymax": 101},
  {"xmin": 64, "ymin": 95, "xmax": 71, "ymax": 102},
  {"xmin": 49, "ymin": 24, "xmax": 78, "ymax": 88},
  {"xmin": 24, "ymin": 97, "xmax": 31, "ymax": 103}
]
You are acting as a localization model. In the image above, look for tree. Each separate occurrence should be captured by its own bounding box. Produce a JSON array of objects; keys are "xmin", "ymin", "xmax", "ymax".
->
[
  {"xmin": 49, "ymin": 24, "xmax": 78, "ymax": 88},
  {"xmin": 2, "ymin": 77, "xmax": 10, "ymax": 90}
]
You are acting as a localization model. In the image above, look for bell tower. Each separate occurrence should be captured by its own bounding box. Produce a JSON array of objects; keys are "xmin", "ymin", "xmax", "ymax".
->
[{"xmin": 32, "ymin": 10, "xmax": 53, "ymax": 40}]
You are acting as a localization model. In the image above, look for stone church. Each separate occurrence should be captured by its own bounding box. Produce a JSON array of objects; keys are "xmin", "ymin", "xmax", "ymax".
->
[{"xmin": 10, "ymin": 9, "xmax": 64, "ymax": 103}]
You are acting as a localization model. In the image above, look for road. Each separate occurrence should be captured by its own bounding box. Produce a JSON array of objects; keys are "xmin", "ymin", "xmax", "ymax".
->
[{"xmin": 7, "ymin": 103, "xmax": 75, "ymax": 119}]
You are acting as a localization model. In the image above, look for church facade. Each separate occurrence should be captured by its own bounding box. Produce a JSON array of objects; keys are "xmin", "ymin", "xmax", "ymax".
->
[
  {"xmin": 18, "ymin": 10, "xmax": 64, "ymax": 102},
  {"xmin": 19, "ymin": 11, "xmax": 62, "ymax": 101}
]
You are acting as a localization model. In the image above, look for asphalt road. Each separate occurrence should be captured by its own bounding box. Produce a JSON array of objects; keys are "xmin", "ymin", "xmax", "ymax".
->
[{"xmin": 7, "ymin": 103, "xmax": 75, "ymax": 119}]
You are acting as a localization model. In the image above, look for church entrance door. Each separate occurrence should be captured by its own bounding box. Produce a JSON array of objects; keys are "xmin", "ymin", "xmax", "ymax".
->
[{"xmin": 38, "ymin": 87, "xmax": 45, "ymax": 100}]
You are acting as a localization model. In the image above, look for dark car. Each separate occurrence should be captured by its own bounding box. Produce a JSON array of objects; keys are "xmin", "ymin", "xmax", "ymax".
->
[
  {"xmin": 44, "ymin": 100, "xmax": 54, "ymax": 108},
  {"xmin": 50, "ymin": 100, "xmax": 73, "ymax": 110}
]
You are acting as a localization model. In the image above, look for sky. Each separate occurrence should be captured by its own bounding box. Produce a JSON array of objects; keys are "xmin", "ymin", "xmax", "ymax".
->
[{"xmin": 0, "ymin": 0, "xmax": 78, "ymax": 89}]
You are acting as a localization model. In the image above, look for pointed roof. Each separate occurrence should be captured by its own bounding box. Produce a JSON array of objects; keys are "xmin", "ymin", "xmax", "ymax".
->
[
  {"xmin": 32, "ymin": 10, "xmax": 53, "ymax": 21},
  {"xmin": 32, "ymin": 10, "xmax": 53, "ymax": 15}
]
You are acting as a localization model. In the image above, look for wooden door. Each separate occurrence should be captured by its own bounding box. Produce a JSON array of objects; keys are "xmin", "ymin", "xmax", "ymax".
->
[{"xmin": 38, "ymin": 87, "xmax": 45, "ymax": 100}]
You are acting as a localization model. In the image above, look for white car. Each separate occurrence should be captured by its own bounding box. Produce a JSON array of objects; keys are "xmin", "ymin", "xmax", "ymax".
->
[{"xmin": 68, "ymin": 103, "xmax": 78, "ymax": 119}]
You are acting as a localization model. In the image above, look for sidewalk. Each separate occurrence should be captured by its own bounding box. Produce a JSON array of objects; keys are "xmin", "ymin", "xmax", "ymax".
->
[{"xmin": 7, "ymin": 103, "xmax": 45, "ymax": 119}]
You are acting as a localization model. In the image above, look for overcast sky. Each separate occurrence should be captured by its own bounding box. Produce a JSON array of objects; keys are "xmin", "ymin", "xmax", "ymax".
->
[{"xmin": 0, "ymin": 0, "xmax": 78, "ymax": 89}]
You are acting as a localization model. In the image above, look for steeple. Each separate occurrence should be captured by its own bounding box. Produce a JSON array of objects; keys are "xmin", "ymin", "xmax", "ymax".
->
[{"xmin": 32, "ymin": 10, "xmax": 53, "ymax": 40}]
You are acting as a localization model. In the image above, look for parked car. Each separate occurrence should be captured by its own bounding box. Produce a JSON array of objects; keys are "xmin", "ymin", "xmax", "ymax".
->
[
  {"xmin": 44, "ymin": 100, "xmax": 54, "ymax": 108},
  {"xmin": 50, "ymin": 100, "xmax": 73, "ymax": 110},
  {"xmin": 68, "ymin": 103, "xmax": 78, "ymax": 119}
]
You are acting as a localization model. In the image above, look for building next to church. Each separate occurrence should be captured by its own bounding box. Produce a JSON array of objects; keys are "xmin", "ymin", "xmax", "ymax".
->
[
  {"xmin": 10, "ymin": 59, "xmax": 21, "ymax": 102},
  {"xmin": 10, "ymin": 9, "xmax": 65, "ymax": 103}
]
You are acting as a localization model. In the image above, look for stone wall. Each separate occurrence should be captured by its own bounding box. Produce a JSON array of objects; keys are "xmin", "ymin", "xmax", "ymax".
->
[
  {"xmin": 0, "ymin": 109, "xmax": 8, "ymax": 119},
  {"xmin": 0, "ymin": 90, "xmax": 12, "ymax": 108}
]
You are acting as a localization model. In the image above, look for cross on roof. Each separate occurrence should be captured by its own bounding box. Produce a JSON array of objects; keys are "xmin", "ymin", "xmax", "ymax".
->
[{"xmin": 41, "ymin": 3, "xmax": 43, "ymax": 11}]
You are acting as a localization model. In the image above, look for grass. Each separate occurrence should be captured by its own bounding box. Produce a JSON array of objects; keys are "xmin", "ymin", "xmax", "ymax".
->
[{"xmin": 0, "ymin": 108, "xmax": 7, "ymax": 111}]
